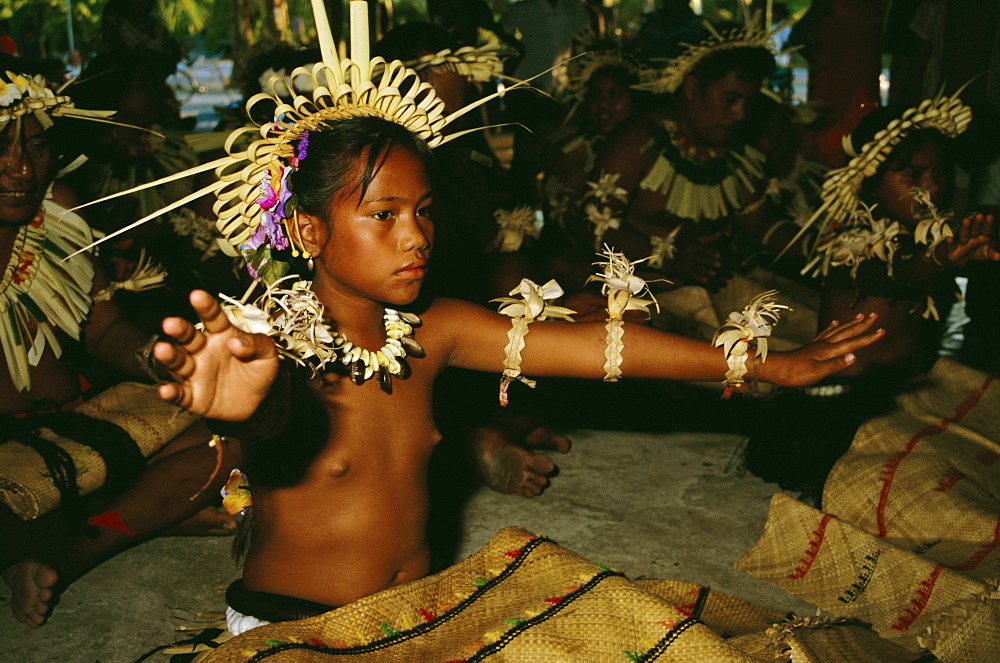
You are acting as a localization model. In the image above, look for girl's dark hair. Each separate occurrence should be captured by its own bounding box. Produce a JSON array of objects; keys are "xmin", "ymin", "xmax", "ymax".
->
[{"xmin": 291, "ymin": 117, "xmax": 435, "ymax": 220}]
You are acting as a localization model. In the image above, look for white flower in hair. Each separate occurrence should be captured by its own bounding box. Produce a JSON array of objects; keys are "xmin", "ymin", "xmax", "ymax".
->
[{"xmin": 0, "ymin": 78, "xmax": 22, "ymax": 105}]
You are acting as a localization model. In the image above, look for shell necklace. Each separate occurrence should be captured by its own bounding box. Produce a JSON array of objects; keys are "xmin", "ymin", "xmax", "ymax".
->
[{"xmin": 332, "ymin": 308, "xmax": 424, "ymax": 394}]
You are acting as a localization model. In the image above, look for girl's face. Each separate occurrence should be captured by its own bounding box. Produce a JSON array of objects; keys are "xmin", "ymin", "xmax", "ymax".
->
[
  {"xmin": 311, "ymin": 146, "xmax": 434, "ymax": 306},
  {"xmin": 875, "ymin": 139, "xmax": 950, "ymax": 226},
  {"xmin": 586, "ymin": 72, "xmax": 632, "ymax": 136}
]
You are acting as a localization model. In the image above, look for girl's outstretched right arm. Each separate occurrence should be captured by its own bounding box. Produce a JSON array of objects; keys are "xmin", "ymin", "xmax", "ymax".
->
[{"xmin": 155, "ymin": 289, "xmax": 280, "ymax": 421}]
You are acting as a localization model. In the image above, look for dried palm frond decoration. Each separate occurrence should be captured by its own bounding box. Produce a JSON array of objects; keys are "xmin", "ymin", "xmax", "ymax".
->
[
  {"xmin": 0, "ymin": 70, "xmax": 117, "ymax": 132},
  {"xmin": 92, "ymin": 249, "xmax": 168, "ymax": 303},
  {"xmin": 1, "ymin": 202, "xmax": 95, "ymax": 393},
  {"xmin": 632, "ymin": 8, "xmax": 794, "ymax": 96},
  {"xmin": 803, "ymin": 202, "xmax": 903, "ymax": 282},
  {"xmin": 712, "ymin": 290, "xmax": 789, "ymax": 398},
  {"xmin": 783, "ymin": 89, "xmax": 972, "ymax": 260},
  {"xmin": 491, "ymin": 279, "xmax": 576, "ymax": 405},
  {"xmin": 647, "ymin": 225, "xmax": 682, "ymax": 269},
  {"xmin": 68, "ymin": 0, "xmax": 539, "ymax": 283},
  {"xmin": 586, "ymin": 246, "xmax": 660, "ymax": 382}
]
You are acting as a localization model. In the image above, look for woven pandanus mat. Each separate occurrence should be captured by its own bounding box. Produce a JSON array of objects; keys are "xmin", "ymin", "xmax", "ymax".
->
[
  {"xmin": 0, "ymin": 381, "xmax": 199, "ymax": 519},
  {"xmin": 735, "ymin": 493, "xmax": 1000, "ymax": 662},
  {"xmin": 192, "ymin": 526, "xmax": 915, "ymax": 662},
  {"xmin": 822, "ymin": 358, "xmax": 1000, "ymax": 575}
]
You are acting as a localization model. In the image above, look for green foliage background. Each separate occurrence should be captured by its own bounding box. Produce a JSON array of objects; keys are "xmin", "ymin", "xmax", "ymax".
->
[{"xmin": 1, "ymin": 1, "xmax": 813, "ymax": 61}]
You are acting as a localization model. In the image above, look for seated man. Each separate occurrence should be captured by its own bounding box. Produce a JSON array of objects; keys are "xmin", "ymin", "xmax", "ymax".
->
[{"xmin": 0, "ymin": 66, "xmax": 240, "ymax": 628}]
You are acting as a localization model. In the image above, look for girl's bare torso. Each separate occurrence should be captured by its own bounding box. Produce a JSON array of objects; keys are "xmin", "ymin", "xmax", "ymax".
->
[{"xmin": 240, "ymin": 361, "xmax": 443, "ymax": 608}]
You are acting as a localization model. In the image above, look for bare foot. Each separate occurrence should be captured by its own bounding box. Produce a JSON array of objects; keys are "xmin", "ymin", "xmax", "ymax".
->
[
  {"xmin": 525, "ymin": 425, "xmax": 571, "ymax": 454},
  {"xmin": 472, "ymin": 425, "xmax": 565, "ymax": 497},
  {"xmin": 3, "ymin": 559, "xmax": 59, "ymax": 627},
  {"xmin": 163, "ymin": 506, "xmax": 237, "ymax": 537}
]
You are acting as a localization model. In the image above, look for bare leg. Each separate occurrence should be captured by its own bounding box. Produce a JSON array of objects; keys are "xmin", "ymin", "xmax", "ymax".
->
[
  {"xmin": 472, "ymin": 415, "xmax": 570, "ymax": 498},
  {"xmin": 1, "ymin": 423, "xmax": 242, "ymax": 627}
]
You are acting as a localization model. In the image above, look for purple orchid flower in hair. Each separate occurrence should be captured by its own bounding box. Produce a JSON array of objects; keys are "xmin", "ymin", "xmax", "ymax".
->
[{"xmin": 290, "ymin": 132, "xmax": 309, "ymax": 169}]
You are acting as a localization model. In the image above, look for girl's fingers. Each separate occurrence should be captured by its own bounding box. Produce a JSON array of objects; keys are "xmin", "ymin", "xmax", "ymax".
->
[
  {"xmin": 815, "ymin": 312, "xmax": 872, "ymax": 341},
  {"xmin": 189, "ymin": 290, "xmax": 231, "ymax": 335},
  {"xmin": 153, "ymin": 340, "xmax": 195, "ymax": 378},
  {"xmin": 824, "ymin": 314, "xmax": 878, "ymax": 344},
  {"xmin": 227, "ymin": 333, "xmax": 276, "ymax": 362},
  {"xmin": 157, "ymin": 382, "xmax": 191, "ymax": 409},
  {"xmin": 958, "ymin": 216, "xmax": 972, "ymax": 244}
]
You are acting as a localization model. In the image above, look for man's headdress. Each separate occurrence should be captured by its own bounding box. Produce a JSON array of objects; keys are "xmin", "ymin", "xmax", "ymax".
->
[
  {"xmin": 401, "ymin": 43, "xmax": 505, "ymax": 83},
  {"xmin": 0, "ymin": 70, "xmax": 117, "ymax": 133},
  {"xmin": 632, "ymin": 9, "xmax": 792, "ymax": 95}
]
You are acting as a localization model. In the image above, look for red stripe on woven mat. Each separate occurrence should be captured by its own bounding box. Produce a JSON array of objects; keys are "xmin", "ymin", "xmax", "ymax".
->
[
  {"xmin": 788, "ymin": 514, "xmax": 833, "ymax": 580},
  {"xmin": 891, "ymin": 564, "xmax": 944, "ymax": 631},
  {"xmin": 875, "ymin": 375, "xmax": 995, "ymax": 538},
  {"xmin": 951, "ymin": 514, "xmax": 1000, "ymax": 571}
]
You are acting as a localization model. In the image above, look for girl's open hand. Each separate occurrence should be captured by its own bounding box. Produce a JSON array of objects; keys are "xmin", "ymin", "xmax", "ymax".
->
[
  {"xmin": 154, "ymin": 290, "xmax": 279, "ymax": 421},
  {"xmin": 763, "ymin": 313, "xmax": 885, "ymax": 388},
  {"xmin": 945, "ymin": 213, "xmax": 1000, "ymax": 267}
]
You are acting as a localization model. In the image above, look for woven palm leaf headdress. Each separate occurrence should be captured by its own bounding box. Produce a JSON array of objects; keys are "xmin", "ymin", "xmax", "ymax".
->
[
  {"xmin": 401, "ymin": 42, "xmax": 505, "ymax": 83},
  {"xmin": 780, "ymin": 87, "xmax": 973, "ymax": 258},
  {"xmin": 632, "ymin": 7, "xmax": 793, "ymax": 96},
  {"xmin": 0, "ymin": 70, "xmax": 117, "ymax": 132},
  {"xmin": 69, "ymin": 0, "xmax": 532, "ymax": 283}
]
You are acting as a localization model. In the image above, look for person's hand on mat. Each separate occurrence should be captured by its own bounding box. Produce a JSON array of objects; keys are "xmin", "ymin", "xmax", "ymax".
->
[
  {"xmin": 155, "ymin": 289, "xmax": 279, "ymax": 421},
  {"xmin": 761, "ymin": 312, "xmax": 885, "ymax": 387}
]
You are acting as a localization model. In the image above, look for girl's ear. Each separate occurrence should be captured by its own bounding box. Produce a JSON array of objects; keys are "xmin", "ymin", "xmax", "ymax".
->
[{"xmin": 297, "ymin": 210, "xmax": 328, "ymax": 257}]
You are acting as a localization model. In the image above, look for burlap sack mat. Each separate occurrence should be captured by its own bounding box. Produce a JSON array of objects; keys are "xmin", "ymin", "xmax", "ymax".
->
[
  {"xmin": 822, "ymin": 357, "xmax": 1000, "ymax": 575},
  {"xmin": 190, "ymin": 526, "xmax": 914, "ymax": 663},
  {"xmin": 735, "ymin": 493, "xmax": 1000, "ymax": 662},
  {"xmin": 0, "ymin": 381, "xmax": 199, "ymax": 520}
]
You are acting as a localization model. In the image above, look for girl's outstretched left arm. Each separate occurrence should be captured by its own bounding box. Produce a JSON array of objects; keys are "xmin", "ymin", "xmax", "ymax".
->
[{"xmin": 430, "ymin": 298, "xmax": 883, "ymax": 388}]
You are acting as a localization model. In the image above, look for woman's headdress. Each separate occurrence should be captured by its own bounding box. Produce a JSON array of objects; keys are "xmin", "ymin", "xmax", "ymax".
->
[
  {"xmin": 781, "ymin": 88, "xmax": 972, "ymax": 257},
  {"xmin": 71, "ymin": 0, "xmax": 532, "ymax": 283}
]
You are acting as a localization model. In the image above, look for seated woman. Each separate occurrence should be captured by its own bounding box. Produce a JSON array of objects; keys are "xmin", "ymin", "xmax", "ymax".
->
[{"xmin": 744, "ymin": 91, "xmax": 999, "ymax": 495}]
